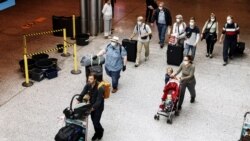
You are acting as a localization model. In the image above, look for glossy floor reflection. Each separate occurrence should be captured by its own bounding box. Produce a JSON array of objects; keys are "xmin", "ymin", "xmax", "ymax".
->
[{"xmin": 0, "ymin": 0, "xmax": 250, "ymax": 141}]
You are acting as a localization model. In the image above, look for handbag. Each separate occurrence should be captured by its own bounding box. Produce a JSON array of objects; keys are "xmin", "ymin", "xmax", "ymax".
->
[{"xmin": 202, "ymin": 21, "xmax": 214, "ymax": 41}]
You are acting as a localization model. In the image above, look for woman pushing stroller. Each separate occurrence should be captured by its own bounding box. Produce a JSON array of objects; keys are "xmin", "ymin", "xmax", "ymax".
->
[{"xmin": 171, "ymin": 55, "xmax": 196, "ymax": 111}]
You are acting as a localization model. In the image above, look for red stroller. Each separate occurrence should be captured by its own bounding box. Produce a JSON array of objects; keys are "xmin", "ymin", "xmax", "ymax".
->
[{"xmin": 154, "ymin": 79, "xmax": 180, "ymax": 124}]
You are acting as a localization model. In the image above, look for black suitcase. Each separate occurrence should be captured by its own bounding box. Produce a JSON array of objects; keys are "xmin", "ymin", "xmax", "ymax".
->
[
  {"xmin": 235, "ymin": 42, "xmax": 245, "ymax": 54},
  {"xmin": 122, "ymin": 39, "xmax": 137, "ymax": 62},
  {"xmin": 167, "ymin": 44, "xmax": 184, "ymax": 66}
]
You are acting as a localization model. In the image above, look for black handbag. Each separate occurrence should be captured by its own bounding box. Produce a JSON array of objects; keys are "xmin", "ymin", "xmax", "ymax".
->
[
  {"xmin": 55, "ymin": 124, "xmax": 84, "ymax": 141},
  {"xmin": 202, "ymin": 21, "xmax": 215, "ymax": 41}
]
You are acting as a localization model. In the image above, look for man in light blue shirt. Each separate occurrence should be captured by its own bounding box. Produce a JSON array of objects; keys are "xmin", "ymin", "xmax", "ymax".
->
[{"xmin": 96, "ymin": 36, "xmax": 127, "ymax": 93}]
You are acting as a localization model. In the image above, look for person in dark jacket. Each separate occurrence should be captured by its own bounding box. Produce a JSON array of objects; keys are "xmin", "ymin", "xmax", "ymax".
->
[
  {"xmin": 151, "ymin": 1, "xmax": 172, "ymax": 48},
  {"xmin": 145, "ymin": 0, "xmax": 158, "ymax": 23},
  {"xmin": 77, "ymin": 73, "xmax": 105, "ymax": 141},
  {"xmin": 219, "ymin": 15, "xmax": 240, "ymax": 66}
]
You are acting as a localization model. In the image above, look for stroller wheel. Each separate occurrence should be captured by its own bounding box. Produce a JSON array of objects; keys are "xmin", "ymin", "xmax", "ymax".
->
[
  {"xmin": 154, "ymin": 115, "xmax": 159, "ymax": 120},
  {"xmin": 167, "ymin": 118, "xmax": 172, "ymax": 124}
]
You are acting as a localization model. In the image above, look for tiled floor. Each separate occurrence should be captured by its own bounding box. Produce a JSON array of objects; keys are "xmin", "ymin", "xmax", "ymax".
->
[{"xmin": 0, "ymin": 0, "xmax": 250, "ymax": 141}]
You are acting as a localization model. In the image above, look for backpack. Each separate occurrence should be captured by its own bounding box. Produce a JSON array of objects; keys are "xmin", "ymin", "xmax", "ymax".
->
[
  {"xmin": 55, "ymin": 124, "xmax": 84, "ymax": 141},
  {"xmin": 98, "ymin": 81, "xmax": 111, "ymax": 99}
]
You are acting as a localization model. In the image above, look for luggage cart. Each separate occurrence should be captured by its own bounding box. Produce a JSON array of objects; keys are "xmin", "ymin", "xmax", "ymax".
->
[
  {"xmin": 58, "ymin": 94, "xmax": 92, "ymax": 141},
  {"xmin": 239, "ymin": 112, "xmax": 250, "ymax": 141}
]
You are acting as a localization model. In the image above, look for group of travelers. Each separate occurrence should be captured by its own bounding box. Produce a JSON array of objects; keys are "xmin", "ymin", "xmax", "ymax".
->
[{"xmin": 76, "ymin": 0, "xmax": 241, "ymax": 140}]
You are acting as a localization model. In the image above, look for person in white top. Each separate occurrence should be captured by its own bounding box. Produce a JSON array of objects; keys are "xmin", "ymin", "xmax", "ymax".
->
[
  {"xmin": 102, "ymin": 0, "xmax": 113, "ymax": 39},
  {"xmin": 130, "ymin": 16, "xmax": 152, "ymax": 67},
  {"xmin": 172, "ymin": 14, "xmax": 186, "ymax": 46},
  {"xmin": 201, "ymin": 13, "xmax": 219, "ymax": 58}
]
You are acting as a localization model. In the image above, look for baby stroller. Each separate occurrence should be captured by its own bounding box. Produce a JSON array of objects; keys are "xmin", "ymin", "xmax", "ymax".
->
[{"xmin": 154, "ymin": 79, "xmax": 180, "ymax": 124}]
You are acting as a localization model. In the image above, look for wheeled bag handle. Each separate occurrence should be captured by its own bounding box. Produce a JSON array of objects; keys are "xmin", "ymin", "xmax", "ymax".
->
[{"xmin": 244, "ymin": 112, "xmax": 250, "ymax": 118}]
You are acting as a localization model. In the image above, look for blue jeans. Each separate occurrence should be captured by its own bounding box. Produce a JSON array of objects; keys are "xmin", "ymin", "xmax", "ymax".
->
[
  {"xmin": 184, "ymin": 43, "xmax": 196, "ymax": 60},
  {"xmin": 105, "ymin": 67, "xmax": 121, "ymax": 89},
  {"xmin": 157, "ymin": 23, "xmax": 167, "ymax": 45}
]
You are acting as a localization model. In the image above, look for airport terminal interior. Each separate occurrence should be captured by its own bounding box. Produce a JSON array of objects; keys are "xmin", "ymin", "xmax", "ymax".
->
[{"xmin": 0, "ymin": 0, "xmax": 250, "ymax": 141}]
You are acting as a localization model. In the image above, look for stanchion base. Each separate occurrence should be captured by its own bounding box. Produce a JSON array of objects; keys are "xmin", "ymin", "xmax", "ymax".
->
[
  {"xmin": 61, "ymin": 53, "xmax": 71, "ymax": 57},
  {"xmin": 22, "ymin": 81, "xmax": 34, "ymax": 87},
  {"xmin": 71, "ymin": 37, "xmax": 76, "ymax": 40},
  {"xmin": 71, "ymin": 70, "xmax": 81, "ymax": 75}
]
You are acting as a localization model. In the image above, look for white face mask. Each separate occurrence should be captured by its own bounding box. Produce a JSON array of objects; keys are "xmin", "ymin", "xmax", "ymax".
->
[
  {"xmin": 189, "ymin": 22, "xmax": 194, "ymax": 27},
  {"xmin": 111, "ymin": 42, "xmax": 117, "ymax": 46},
  {"xmin": 183, "ymin": 61, "xmax": 189, "ymax": 65},
  {"xmin": 227, "ymin": 19, "xmax": 232, "ymax": 24},
  {"xmin": 137, "ymin": 21, "xmax": 142, "ymax": 25},
  {"xmin": 211, "ymin": 18, "xmax": 215, "ymax": 22},
  {"xmin": 176, "ymin": 19, "xmax": 181, "ymax": 23}
]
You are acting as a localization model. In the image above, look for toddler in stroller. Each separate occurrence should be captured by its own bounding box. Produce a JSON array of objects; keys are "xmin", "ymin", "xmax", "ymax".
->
[{"xmin": 154, "ymin": 79, "xmax": 180, "ymax": 124}]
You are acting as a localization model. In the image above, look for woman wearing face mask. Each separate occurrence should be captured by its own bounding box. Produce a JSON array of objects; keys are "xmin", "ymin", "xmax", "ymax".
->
[
  {"xmin": 102, "ymin": 0, "xmax": 113, "ymax": 39},
  {"xmin": 172, "ymin": 14, "xmax": 186, "ymax": 46},
  {"xmin": 171, "ymin": 55, "xmax": 196, "ymax": 110},
  {"xmin": 201, "ymin": 13, "xmax": 219, "ymax": 58},
  {"xmin": 183, "ymin": 17, "xmax": 200, "ymax": 60}
]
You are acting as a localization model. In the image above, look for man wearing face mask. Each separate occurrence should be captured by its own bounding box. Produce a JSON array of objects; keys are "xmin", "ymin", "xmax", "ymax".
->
[
  {"xmin": 95, "ymin": 36, "xmax": 127, "ymax": 93},
  {"xmin": 151, "ymin": 1, "xmax": 172, "ymax": 48},
  {"xmin": 219, "ymin": 15, "xmax": 240, "ymax": 66},
  {"xmin": 183, "ymin": 17, "xmax": 200, "ymax": 60},
  {"xmin": 130, "ymin": 16, "xmax": 152, "ymax": 67}
]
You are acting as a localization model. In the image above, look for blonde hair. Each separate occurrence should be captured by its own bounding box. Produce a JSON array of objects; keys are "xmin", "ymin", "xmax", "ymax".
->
[{"xmin": 166, "ymin": 67, "xmax": 173, "ymax": 74}]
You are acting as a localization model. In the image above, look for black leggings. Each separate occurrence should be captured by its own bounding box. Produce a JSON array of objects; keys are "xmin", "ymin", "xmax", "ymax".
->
[{"xmin": 206, "ymin": 34, "xmax": 217, "ymax": 54}]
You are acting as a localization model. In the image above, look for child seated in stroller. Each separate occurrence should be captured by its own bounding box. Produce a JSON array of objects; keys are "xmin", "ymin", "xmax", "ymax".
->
[{"xmin": 159, "ymin": 80, "xmax": 179, "ymax": 112}]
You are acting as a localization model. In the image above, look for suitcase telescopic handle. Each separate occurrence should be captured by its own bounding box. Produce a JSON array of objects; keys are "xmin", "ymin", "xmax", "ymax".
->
[
  {"xmin": 244, "ymin": 112, "xmax": 250, "ymax": 118},
  {"xmin": 70, "ymin": 94, "xmax": 81, "ymax": 110}
]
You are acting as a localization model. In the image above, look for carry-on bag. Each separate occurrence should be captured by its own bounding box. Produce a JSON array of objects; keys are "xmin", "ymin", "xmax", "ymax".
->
[
  {"xmin": 167, "ymin": 44, "xmax": 184, "ymax": 66},
  {"xmin": 122, "ymin": 39, "xmax": 137, "ymax": 62}
]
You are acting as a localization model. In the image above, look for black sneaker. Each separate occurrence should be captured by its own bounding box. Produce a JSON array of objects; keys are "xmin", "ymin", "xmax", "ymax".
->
[
  {"xmin": 91, "ymin": 133, "xmax": 98, "ymax": 141},
  {"xmin": 229, "ymin": 56, "xmax": 233, "ymax": 60},
  {"xmin": 160, "ymin": 45, "xmax": 163, "ymax": 48},
  {"xmin": 134, "ymin": 64, "xmax": 139, "ymax": 67},
  {"xmin": 178, "ymin": 106, "xmax": 182, "ymax": 111},
  {"xmin": 98, "ymin": 130, "xmax": 104, "ymax": 139},
  {"xmin": 190, "ymin": 97, "xmax": 195, "ymax": 103},
  {"xmin": 223, "ymin": 61, "xmax": 227, "ymax": 66},
  {"xmin": 206, "ymin": 54, "xmax": 209, "ymax": 57}
]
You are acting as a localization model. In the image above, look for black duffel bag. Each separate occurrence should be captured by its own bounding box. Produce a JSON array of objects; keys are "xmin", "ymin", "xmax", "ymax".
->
[{"xmin": 55, "ymin": 124, "xmax": 84, "ymax": 141}]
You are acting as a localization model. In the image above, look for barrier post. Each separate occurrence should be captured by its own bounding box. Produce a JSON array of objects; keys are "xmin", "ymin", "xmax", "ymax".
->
[
  {"xmin": 71, "ymin": 15, "xmax": 76, "ymax": 40},
  {"xmin": 23, "ymin": 35, "xmax": 27, "ymax": 55},
  {"xmin": 71, "ymin": 43, "xmax": 81, "ymax": 74},
  {"xmin": 22, "ymin": 54, "xmax": 33, "ymax": 87},
  {"xmin": 61, "ymin": 28, "xmax": 70, "ymax": 57}
]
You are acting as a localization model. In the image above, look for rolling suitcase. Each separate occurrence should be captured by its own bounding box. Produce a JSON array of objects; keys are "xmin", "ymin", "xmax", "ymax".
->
[
  {"xmin": 122, "ymin": 39, "xmax": 137, "ymax": 62},
  {"xmin": 235, "ymin": 42, "xmax": 245, "ymax": 54},
  {"xmin": 167, "ymin": 44, "xmax": 184, "ymax": 66}
]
